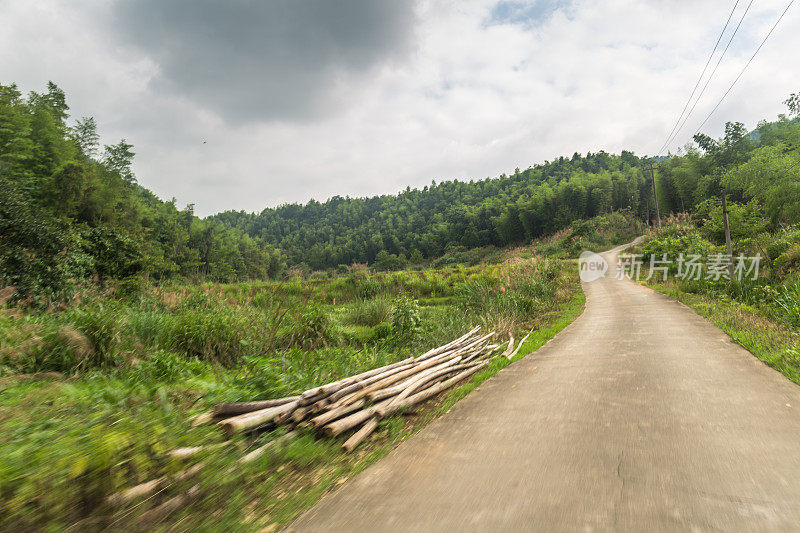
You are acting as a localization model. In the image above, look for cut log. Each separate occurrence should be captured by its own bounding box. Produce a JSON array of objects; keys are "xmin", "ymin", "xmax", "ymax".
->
[
  {"xmin": 309, "ymin": 398, "xmax": 366, "ymax": 428},
  {"xmin": 501, "ymin": 335, "xmax": 514, "ymax": 359},
  {"xmin": 323, "ymin": 399, "xmax": 392, "ymax": 437},
  {"xmin": 133, "ymin": 484, "xmax": 201, "ymax": 527},
  {"xmin": 291, "ymin": 406, "xmax": 311, "ymax": 423},
  {"xmin": 299, "ymin": 357, "xmax": 414, "ymax": 404},
  {"xmin": 326, "ymin": 361, "xmax": 416, "ymax": 405},
  {"xmin": 212, "ymin": 396, "xmax": 300, "ymax": 417},
  {"xmin": 310, "ymin": 398, "xmax": 330, "ymax": 413},
  {"xmin": 105, "ymin": 463, "xmax": 204, "ymax": 507},
  {"xmin": 366, "ymin": 356, "xmax": 466, "ymax": 403},
  {"xmin": 413, "ymin": 326, "xmax": 481, "ymax": 362},
  {"xmin": 335, "ymin": 349, "xmax": 474, "ymax": 407},
  {"xmin": 190, "ymin": 410, "xmax": 214, "ymax": 427},
  {"xmin": 218, "ymin": 401, "xmax": 298, "ymax": 437},
  {"xmin": 509, "ymin": 330, "xmax": 532, "ymax": 359},
  {"xmin": 239, "ymin": 431, "xmax": 296, "ymax": 464},
  {"xmin": 342, "ymin": 417, "xmax": 379, "ymax": 452},
  {"xmin": 399, "ymin": 363, "xmax": 487, "ymax": 408},
  {"xmin": 377, "ymin": 362, "xmax": 480, "ymax": 417},
  {"xmin": 167, "ymin": 441, "xmax": 229, "ymax": 460}
]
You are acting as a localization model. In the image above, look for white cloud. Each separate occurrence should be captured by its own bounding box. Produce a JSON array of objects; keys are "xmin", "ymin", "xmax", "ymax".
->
[{"xmin": 1, "ymin": 0, "xmax": 797, "ymax": 216}]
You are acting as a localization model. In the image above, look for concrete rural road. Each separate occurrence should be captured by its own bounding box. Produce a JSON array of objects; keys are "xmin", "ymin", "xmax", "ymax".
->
[{"xmin": 288, "ymin": 244, "xmax": 800, "ymax": 531}]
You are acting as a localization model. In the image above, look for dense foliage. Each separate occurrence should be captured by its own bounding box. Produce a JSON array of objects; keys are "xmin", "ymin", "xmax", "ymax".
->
[
  {"xmin": 211, "ymin": 150, "xmax": 651, "ymax": 269},
  {"xmin": 0, "ymin": 82, "xmax": 285, "ymax": 305}
]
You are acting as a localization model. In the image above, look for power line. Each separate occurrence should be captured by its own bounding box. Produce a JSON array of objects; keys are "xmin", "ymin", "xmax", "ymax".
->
[
  {"xmin": 693, "ymin": 0, "xmax": 795, "ymax": 135},
  {"xmin": 660, "ymin": 0, "xmax": 755, "ymax": 155},
  {"xmin": 656, "ymin": 0, "xmax": 741, "ymax": 156}
]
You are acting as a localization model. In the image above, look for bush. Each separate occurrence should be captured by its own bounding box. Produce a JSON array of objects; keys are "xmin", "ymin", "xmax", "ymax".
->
[
  {"xmin": 390, "ymin": 296, "xmax": 421, "ymax": 343},
  {"xmin": 164, "ymin": 308, "xmax": 249, "ymax": 365},
  {"xmin": 640, "ymin": 226, "xmax": 717, "ymax": 267},
  {"xmin": 295, "ymin": 305, "xmax": 337, "ymax": 348},
  {"xmin": 139, "ymin": 349, "xmax": 205, "ymax": 382},
  {"xmin": 774, "ymin": 243, "xmax": 800, "ymax": 277},
  {"xmin": 357, "ymin": 277, "xmax": 381, "ymax": 299},
  {"xmin": 112, "ymin": 274, "xmax": 146, "ymax": 301},
  {"xmin": 19, "ymin": 307, "xmax": 121, "ymax": 373},
  {"xmin": 346, "ymin": 297, "xmax": 392, "ymax": 327},
  {"xmin": 699, "ymin": 199, "xmax": 768, "ymax": 244}
]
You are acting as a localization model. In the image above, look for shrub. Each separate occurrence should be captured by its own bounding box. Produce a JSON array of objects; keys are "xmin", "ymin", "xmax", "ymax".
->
[
  {"xmin": 139, "ymin": 349, "xmax": 205, "ymax": 382},
  {"xmin": 699, "ymin": 199, "xmax": 768, "ymax": 244},
  {"xmin": 40, "ymin": 308, "xmax": 120, "ymax": 372},
  {"xmin": 774, "ymin": 243, "xmax": 800, "ymax": 277},
  {"xmin": 371, "ymin": 322, "xmax": 393, "ymax": 342},
  {"xmin": 295, "ymin": 305, "xmax": 337, "ymax": 348},
  {"xmin": 346, "ymin": 297, "xmax": 392, "ymax": 327},
  {"xmin": 164, "ymin": 308, "xmax": 249, "ymax": 365},
  {"xmin": 390, "ymin": 296, "xmax": 421, "ymax": 343},
  {"xmin": 357, "ymin": 277, "xmax": 381, "ymax": 299}
]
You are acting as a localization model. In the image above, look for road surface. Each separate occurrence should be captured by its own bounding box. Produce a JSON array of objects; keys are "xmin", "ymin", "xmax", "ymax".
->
[{"xmin": 288, "ymin": 244, "xmax": 800, "ymax": 531}]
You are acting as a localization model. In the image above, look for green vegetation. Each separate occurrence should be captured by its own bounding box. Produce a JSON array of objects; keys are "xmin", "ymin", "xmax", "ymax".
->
[
  {"xmin": 4, "ymin": 81, "xmax": 799, "ymax": 306},
  {"xmin": 1, "ymin": 82, "xmax": 285, "ymax": 308},
  {"xmin": 210, "ymin": 103, "xmax": 799, "ymax": 271},
  {"xmin": 0, "ymin": 250, "xmax": 589, "ymax": 530},
  {"xmin": 628, "ymin": 95, "xmax": 800, "ymax": 385}
]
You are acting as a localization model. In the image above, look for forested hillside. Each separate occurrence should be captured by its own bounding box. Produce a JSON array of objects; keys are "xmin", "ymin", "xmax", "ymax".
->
[
  {"xmin": 0, "ymin": 82, "xmax": 285, "ymax": 304},
  {"xmin": 210, "ymin": 151, "xmax": 648, "ymax": 269},
  {"xmin": 211, "ymin": 100, "xmax": 800, "ymax": 270}
]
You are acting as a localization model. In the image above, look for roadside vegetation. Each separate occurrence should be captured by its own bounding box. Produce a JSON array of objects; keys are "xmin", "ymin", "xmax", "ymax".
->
[
  {"xmin": 0, "ymin": 236, "xmax": 600, "ymax": 530},
  {"xmin": 627, "ymin": 93, "xmax": 800, "ymax": 388}
]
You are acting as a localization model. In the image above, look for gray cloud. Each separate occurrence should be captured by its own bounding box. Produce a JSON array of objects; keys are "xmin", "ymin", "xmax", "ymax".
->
[{"xmin": 112, "ymin": 0, "xmax": 417, "ymax": 122}]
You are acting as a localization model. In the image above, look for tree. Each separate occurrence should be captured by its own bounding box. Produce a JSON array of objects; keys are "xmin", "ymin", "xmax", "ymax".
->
[
  {"xmin": 103, "ymin": 140, "xmax": 135, "ymax": 182},
  {"xmin": 785, "ymin": 92, "xmax": 800, "ymax": 118},
  {"xmin": 72, "ymin": 117, "xmax": 99, "ymax": 158}
]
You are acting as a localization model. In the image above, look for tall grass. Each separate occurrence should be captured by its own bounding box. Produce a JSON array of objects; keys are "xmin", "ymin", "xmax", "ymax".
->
[{"xmin": 0, "ymin": 256, "xmax": 581, "ymax": 530}]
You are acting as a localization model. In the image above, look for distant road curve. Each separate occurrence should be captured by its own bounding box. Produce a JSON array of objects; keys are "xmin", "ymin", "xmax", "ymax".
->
[{"xmin": 288, "ymin": 242, "xmax": 800, "ymax": 531}]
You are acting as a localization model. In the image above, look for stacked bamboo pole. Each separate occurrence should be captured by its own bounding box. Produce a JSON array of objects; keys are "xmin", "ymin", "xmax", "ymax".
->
[
  {"xmin": 207, "ymin": 327, "xmax": 504, "ymax": 451},
  {"xmin": 105, "ymin": 328, "xmax": 518, "ymax": 522}
]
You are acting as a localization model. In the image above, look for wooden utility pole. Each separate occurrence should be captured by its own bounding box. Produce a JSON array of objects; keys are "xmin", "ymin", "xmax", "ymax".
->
[
  {"xmin": 721, "ymin": 190, "xmax": 734, "ymax": 279},
  {"xmin": 649, "ymin": 161, "xmax": 661, "ymax": 228}
]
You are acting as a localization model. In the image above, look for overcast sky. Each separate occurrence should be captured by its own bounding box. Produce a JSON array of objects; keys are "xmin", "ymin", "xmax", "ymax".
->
[{"xmin": 1, "ymin": 0, "xmax": 797, "ymax": 216}]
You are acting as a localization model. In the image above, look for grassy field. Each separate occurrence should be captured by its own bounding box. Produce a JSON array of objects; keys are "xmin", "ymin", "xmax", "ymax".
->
[
  {"xmin": 0, "ymin": 214, "xmax": 637, "ymax": 531},
  {"xmin": 0, "ymin": 257, "xmax": 581, "ymax": 530}
]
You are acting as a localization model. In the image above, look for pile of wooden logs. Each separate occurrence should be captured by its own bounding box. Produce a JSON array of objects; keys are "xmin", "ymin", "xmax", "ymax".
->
[
  {"xmin": 207, "ymin": 327, "xmax": 502, "ymax": 451},
  {"xmin": 103, "ymin": 328, "xmax": 513, "ymax": 523}
]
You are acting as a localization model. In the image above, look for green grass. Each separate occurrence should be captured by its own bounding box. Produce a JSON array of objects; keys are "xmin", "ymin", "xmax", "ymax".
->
[
  {"xmin": 0, "ymin": 254, "xmax": 588, "ymax": 530},
  {"xmin": 0, "ymin": 212, "xmax": 637, "ymax": 531}
]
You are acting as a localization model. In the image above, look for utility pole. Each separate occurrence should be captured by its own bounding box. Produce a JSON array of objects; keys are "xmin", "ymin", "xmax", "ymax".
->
[
  {"xmin": 649, "ymin": 160, "xmax": 661, "ymax": 228},
  {"xmin": 721, "ymin": 189, "xmax": 734, "ymax": 279}
]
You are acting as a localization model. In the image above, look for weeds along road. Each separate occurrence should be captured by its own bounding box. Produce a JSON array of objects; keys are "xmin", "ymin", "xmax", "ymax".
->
[{"xmin": 288, "ymin": 243, "xmax": 800, "ymax": 532}]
